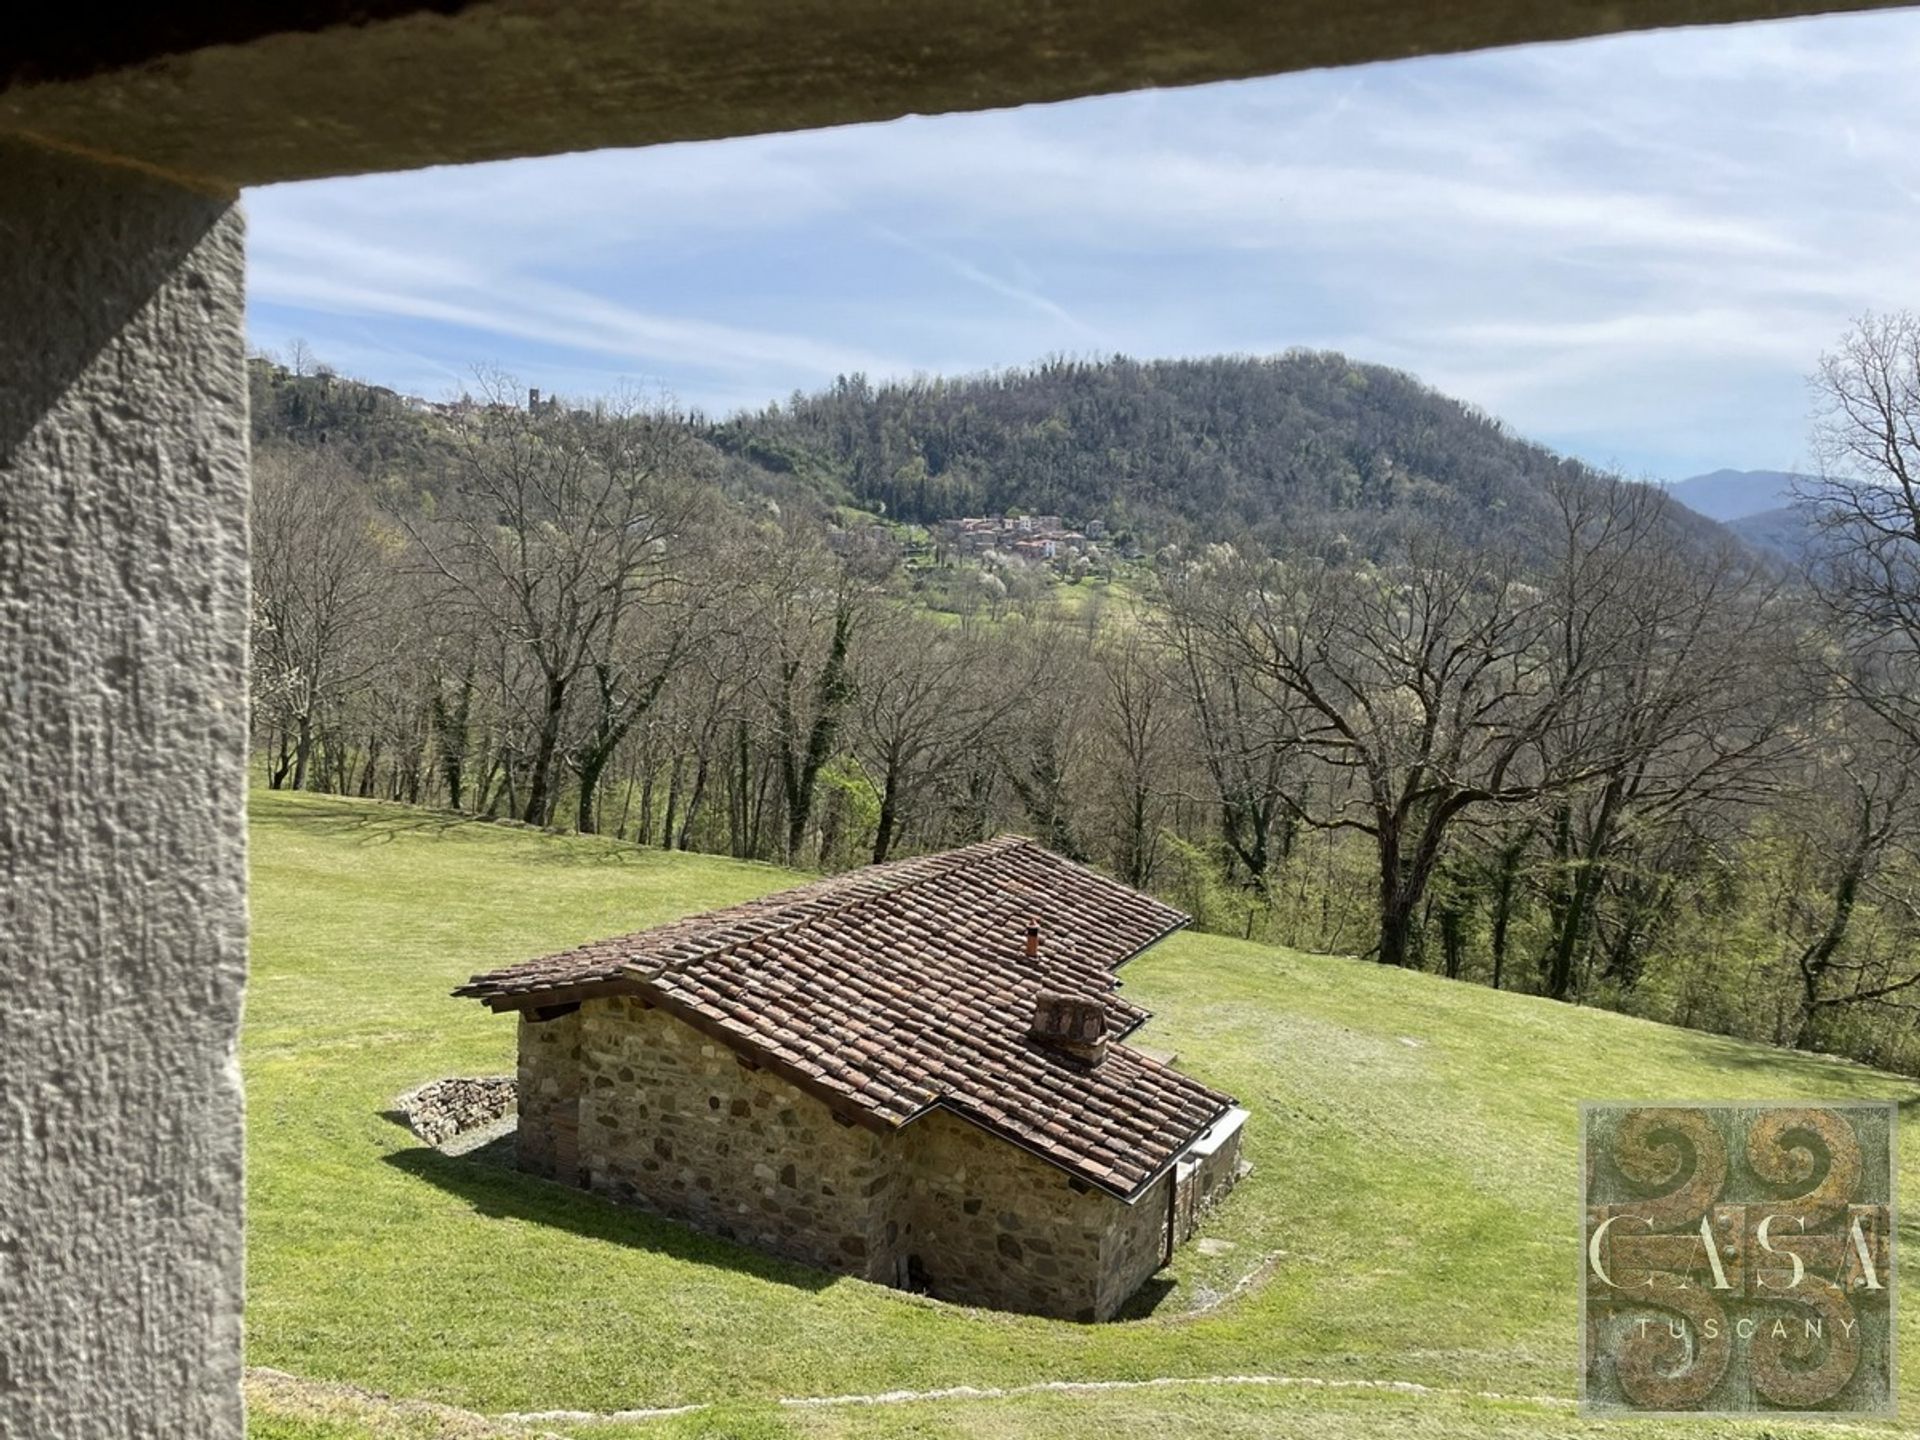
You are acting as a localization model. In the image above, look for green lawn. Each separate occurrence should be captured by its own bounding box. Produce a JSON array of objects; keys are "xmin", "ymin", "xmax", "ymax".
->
[{"xmin": 245, "ymin": 790, "xmax": 1918, "ymax": 1438}]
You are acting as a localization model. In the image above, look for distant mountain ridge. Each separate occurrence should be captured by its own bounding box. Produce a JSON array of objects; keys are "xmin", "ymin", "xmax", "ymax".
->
[
  {"xmin": 1722, "ymin": 503, "xmax": 1819, "ymax": 562},
  {"xmin": 1663, "ymin": 468, "xmax": 1814, "ymax": 523},
  {"xmin": 709, "ymin": 351, "xmax": 1727, "ymax": 558},
  {"xmin": 249, "ymin": 351, "xmax": 1738, "ymax": 563}
]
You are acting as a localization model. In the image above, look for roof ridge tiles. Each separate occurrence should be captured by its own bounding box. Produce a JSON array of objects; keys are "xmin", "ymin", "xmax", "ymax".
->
[
  {"xmin": 452, "ymin": 836, "xmax": 1036, "ymax": 1002},
  {"xmin": 620, "ymin": 834, "xmax": 1037, "ymax": 986}
]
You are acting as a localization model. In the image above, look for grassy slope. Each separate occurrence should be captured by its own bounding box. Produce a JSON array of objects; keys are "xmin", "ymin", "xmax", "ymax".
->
[{"xmin": 246, "ymin": 791, "xmax": 1917, "ymax": 1438}]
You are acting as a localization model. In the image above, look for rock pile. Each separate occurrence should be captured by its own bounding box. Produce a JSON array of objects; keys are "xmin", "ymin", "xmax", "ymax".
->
[{"xmin": 394, "ymin": 1076, "xmax": 516, "ymax": 1146}]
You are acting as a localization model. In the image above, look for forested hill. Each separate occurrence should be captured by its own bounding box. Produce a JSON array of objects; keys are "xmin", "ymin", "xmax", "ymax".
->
[
  {"xmin": 706, "ymin": 351, "xmax": 1667, "ymax": 550},
  {"xmin": 249, "ymin": 349, "xmax": 1722, "ymax": 556}
]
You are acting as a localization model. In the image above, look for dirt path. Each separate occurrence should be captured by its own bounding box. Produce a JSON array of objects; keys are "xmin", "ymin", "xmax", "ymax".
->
[{"xmin": 249, "ymin": 1364, "xmax": 1578, "ymax": 1434}]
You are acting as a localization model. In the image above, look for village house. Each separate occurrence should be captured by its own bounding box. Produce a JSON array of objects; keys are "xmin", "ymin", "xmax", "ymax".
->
[
  {"xmin": 933, "ymin": 514, "xmax": 1108, "ymax": 574},
  {"xmin": 455, "ymin": 837, "xmax": 1248, "ymax": 1320}
]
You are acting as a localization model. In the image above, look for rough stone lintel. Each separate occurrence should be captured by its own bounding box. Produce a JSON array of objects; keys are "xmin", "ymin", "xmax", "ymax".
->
[{"xmin": 3, "ymin": 0, "xmax": 1911, "ymax": 188}]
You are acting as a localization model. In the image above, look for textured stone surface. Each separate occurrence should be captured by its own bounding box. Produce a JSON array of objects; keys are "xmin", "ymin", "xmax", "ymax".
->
[
  {"xmin": 395, "ymin": 1075, "xmax": 516, "ymax": 1146},
  {"xmin": 0, "ymin": 139, "xmax": 248, "ymax": 1439},
  {"xmin": 574, "ymin": 998, "xmax": 898, "ymax": 1280},
  {"xmin": 517, "ymin": 1009, "xmax": 584, "ymax": 1184},
  {"xmin": 894, "ymin": 1107, "xmax": 1114, "ymax": 1319},
  {"xmin": 2, "ymin": 0, "xmax": 1908, "ymax": 188},
  {"xmin": 519, "ymin": 997, "xmax": 1240, "ymax": 1319}
]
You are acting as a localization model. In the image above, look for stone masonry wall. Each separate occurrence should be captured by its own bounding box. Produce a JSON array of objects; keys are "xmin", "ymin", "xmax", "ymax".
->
[
  {"xmin": 1097, "ymin": 1168, "xmax": 1173, "ymax": 1319},
  {"xmin": 517, "ymin": 1009, "xmax": 583, "ymax": 1183},
  {"xmin": 1190, "ymin": 1121, "xmax": 1246, "ymax": 1218},
  {"xmin": 894, "ymin": 1108, "xmax": 1125, "ymax": 1320},
  {"xmin": 1093, "ymin": 1114, "xmax": 1246, "ymax": 1319},
  {"xmin": 574, "ymin": 998, "xmax": 897, "ymax": 1280},
  {"xmin": 513, "ymin": 999, "xmax": 1197, "ymax": 1319}
]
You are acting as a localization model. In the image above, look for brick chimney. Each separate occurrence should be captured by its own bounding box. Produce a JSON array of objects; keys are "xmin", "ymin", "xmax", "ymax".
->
[
  {"xmin": 1029, "ymin": 991, "xmax": 1108, "ymax": 1065},
  {"xmin": 1024, "ymin": 919, "xmax": 1040, "ymax": 960}
]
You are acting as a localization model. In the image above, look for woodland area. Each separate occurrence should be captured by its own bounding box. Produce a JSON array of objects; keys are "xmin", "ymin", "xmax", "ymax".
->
[{"xmin": 249, "ymin": 325, "xmax": 1920, "ymax": 1075}]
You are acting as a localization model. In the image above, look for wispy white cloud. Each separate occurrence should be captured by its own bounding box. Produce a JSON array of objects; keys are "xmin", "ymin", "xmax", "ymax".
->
[
  {"xmin": 248, "ymin": 218, "xmax": 907, "ymax": 392},
  {"xmin": 869, "ymin": 225, "xmax": 1107, "ymax": 343},
  {"xmin": 245, "ymin": 7, "xmax": 1920, "ymax": 477}
]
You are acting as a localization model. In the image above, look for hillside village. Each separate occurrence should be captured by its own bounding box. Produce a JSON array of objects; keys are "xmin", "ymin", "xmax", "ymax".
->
[
  {"xmin": 933, "ymin": 513, "xmax": 1121, "ymax": 571},
  {"xmin": 827, "ymin": 511, "xmax": 1135, "ymax": 581}
]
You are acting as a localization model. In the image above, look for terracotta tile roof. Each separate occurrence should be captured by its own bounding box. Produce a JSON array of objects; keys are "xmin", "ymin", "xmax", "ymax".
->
[{"xmin": 455, "ymin": 837, "xmax": 1234, "ymax": 1198}]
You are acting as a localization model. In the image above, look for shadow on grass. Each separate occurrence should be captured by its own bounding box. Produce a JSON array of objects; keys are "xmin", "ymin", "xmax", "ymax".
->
[
  {"xmin": 250, "ymin": 791, "xmax": 795, "ymax": 873},
  {"xmin": 1110, "ymin": 1273, "xmax": 1178, "ymax": 1319},
  {"xmin": 252, "ymin": 793, "xmax": 480, "ymax": 841},
  {"xmin": 382, "ymin": 1141, "xmax": 836, "ymax": 1294},
  {"xmin": 1659, "ymin": 1025, "xmax": 1920, "ymax": 1103}
]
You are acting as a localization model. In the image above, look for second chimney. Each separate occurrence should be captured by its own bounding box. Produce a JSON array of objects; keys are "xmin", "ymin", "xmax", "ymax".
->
[
  {"xmin": 1030, "ymin": 991, "xmax": 1109, "ymax": 1065},
  {"xmin": 1024, "ymin": 919, "xmax": 1041, "ymax": 960}
]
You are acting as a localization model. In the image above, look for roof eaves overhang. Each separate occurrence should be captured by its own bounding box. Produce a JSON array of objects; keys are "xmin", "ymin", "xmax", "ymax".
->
[
  {"xmin": 458, "ymin": 975, "xmax": 641, "ymax": 1011},
  {"xmin": 1109, "ymin": 912, "xmax": 1192, "ymax": 972},
  {"xmin": 1114, "ymin": 1095, "xmax": 1241, "ymax": 1204}
]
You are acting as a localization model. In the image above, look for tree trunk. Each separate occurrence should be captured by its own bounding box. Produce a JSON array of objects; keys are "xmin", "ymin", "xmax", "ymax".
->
[
  {"xmin": 1376, "ymin": 822, "xmax": 1415, "ymax": 967},
  {"xmin": 501, "ymin": 752, "xmax": 520, "ymax": 825},
  {"xmin": 1794, "ymin": 823, "xmax": 1872, "ymax": 1048},
  {"xmin": 1439, "ymin": 901, "xmax": 1466, "ymax": 980},
  {"xmin": 291, "ymin": 711, "xmax": 315, "ymax": 791},
  {"xmin": 523, "ymin": 674, "xmax": 567, "ymax": 826},
  {"xmin": 432, "ymin": 664, "xmax": 474, "ymax": 810},
  {"xmin": 1376, "ymin": 810, "xmax": 1450, "ymax": 969},
  {"xmin": 661, "ymin": 751, "xmax": 684, "ymax": 849},
  {"xmin": 679, "ymin": 749, "xmax": 709, "ymax": 851},
  {"xmin": 730, "ymin": 720, "xmax": 751, "ymax": 858},
  {"xmin": 1489, "ymin": 835, "xmax": 1526, "ymax": 991},
  {"xmin": 269, "ymin": 729, "xmax": 293, "ymax": 790},
  {"xmin": 782, "ymin": 603, "xmax": 856, "ymax": 864},
  {"xmin": 872, "ymin": 764, "xmax": 902, "ymax": 865},
  {"xmin": 356, "ymin": 736, "xmax": 380, "ymax": 798},
  {"xmin": 1222, "ymin": 796, "xmax": 1270, "ymax": 892},
  {"xmin": 1123, "ymin": 784, "xmax": 1152, "ymax": 887},
  {"xmin": 1545, "ymin": 782, "xmax": 1622, "ymax": 1001},
  {"xmin": 575, "ymin": 748, "xmax": 610, "ymax": 835},
  {"xmin": 1379, "ymin": 891, "xmax": 1418, "ymax": 969}
]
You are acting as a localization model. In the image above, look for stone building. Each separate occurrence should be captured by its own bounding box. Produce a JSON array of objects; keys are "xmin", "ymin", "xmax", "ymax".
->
[{"xmin": 456, "ymin": 837, "xmax": 1248, "ymax": 1320}]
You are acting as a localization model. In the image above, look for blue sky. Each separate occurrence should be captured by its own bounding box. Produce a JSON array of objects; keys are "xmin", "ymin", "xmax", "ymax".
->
[{"xmin": 245, "ymin": 9, "xmax": 1920, "ymax": 483}]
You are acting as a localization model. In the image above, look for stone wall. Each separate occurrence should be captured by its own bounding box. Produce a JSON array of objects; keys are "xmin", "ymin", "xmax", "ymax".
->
[
  {"xmin": 1097, "ymin": 1169, "xmax": 1174, "ymax": 1320},
  {"xmin": 573, "ymin": 998, "xmax": 897, "ymax": 1280},
  {"xmin": 1095, "ymin": 1111, "xmax": 1247, "ymax": 1318},
  {"xmin": 396, "ymin": 1075, "xmax": 516, "ymax": 1147},
  {"xmin": 517, "ymin": 1009, "xmax": 583, "ymax": 1184},
  {"xmin": 893, "ymin": 1107, "xmax": 1118, "ymax": 1319},
  {"xmin": 1188, "ymin": 1115, "xmax": 1247, "ymax": 1218},
  {"xmin": 512, "ymin": 998, "xmax": 1224, "ymax": 1320}
]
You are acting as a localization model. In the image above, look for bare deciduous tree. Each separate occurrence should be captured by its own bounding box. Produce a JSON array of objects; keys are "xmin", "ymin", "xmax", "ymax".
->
[
  {"xmin": 1803, "ymin": 312, "xmax": 1920, "ymax": 747},
  {"xmin": 1532, "ymin": 478, "xmax": 1797, "ymax": 999},
  {"xmin": 1160, "ymin": 550, "xmax": 1302, "ymax": 893},
  {"xmin": 1177, "ymin": 530, "xmax": 1629, "ymax": 968},
  {"xmin": 1091, "ymin": 624, "xmax": 1182, "ymax": 887},
  {"xmin": 398, "ymin": 376, "xmax": 703, "ymax": 827},
  {"xmin": 251, "ymin": 446, "xmax": 391, "ymax": 790},
  {"xmin": 852, "ymin": 609, "xmax": 1026, "ymax": 865}
]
